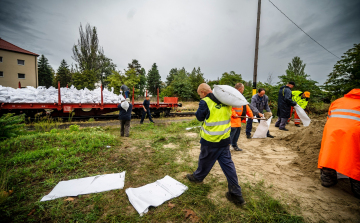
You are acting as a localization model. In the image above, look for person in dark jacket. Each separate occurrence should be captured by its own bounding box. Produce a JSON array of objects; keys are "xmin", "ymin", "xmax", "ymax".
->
[
  {"xmin": 140, "ymin": 96, "xmax": 154, "ymax": 124},
  {"xmin": 186, "ymin": 83, "xmax": 246, "ymax": 206},
  {"xmin": 118, "ymin": 98, "xmax": 133, "ymax": 137},
  {"xmin": 275, "ymin": 82, "xmax": 297, "ymax": 131},
  {"xmin": 121, "ymin": 84, "xmax": 130, "ymax": 98}
]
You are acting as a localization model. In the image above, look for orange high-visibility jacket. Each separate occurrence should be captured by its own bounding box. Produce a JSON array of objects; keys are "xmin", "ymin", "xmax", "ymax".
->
[
  {"xmin": 231, "ymin": 105, "xmax": 253, "ymax": 127},
  {"xmin": 318, "ymin": 89, "xmax": 360, "ymax": 181}
]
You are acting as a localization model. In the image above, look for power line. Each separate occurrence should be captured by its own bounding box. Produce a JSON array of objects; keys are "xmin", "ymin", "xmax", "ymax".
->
[{"xmin": 268, "ymin": 0, "xmax": 341, "ymax": 59}]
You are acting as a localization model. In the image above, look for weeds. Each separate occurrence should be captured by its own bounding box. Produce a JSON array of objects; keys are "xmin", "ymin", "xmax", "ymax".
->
[
  {"xmin": 0, "ymin": 119, "xmax": 304, "ymax": 222},
  {"xmin": 0, "ymin": 113, "xmax": 25, "ymax": 140}
]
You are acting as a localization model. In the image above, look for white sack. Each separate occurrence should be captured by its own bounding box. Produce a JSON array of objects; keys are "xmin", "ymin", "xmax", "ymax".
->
[
  {"xmin": 126, "ymin": 175, "xmax": 188, "ymax": 216},
  {"xmin": 40, "ymin": 172, "xmax": 126, "ymax": 202},
  {"xmin": 252, "ymin": 116, "xmax": 272, "ymax": 138},
  {"xmin": 121, "ymin": 101, "xmax": 129, "ymax": 111},
  {"xmin": 213, "ymin": 85, "xmax": 248, "ymax": 107},
  {"xmin": 293, "ymin": 104, "xmax": 311, "ymax": 127}
]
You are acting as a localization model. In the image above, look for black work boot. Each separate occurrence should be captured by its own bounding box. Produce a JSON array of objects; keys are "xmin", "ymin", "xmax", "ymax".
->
[
  {"xmin": 279, "ymin": 128, "xmax": 289, "ymax": 131},
  {"xmin": 350, "ymin": 178, "xmax": 360, "ymax": 199},
  {"xmin": 186, "ymin": 174, "xmax": 202, "ymax": 183},
  {"xmin": 267, "ymin": 134, "xmax": 275, "ymax": 138},
  {"xmin": 234, "ymin": 147, "xmax": 242, "ymax": 151},
  {"xmin": 295, "ymin": 124, "xmax": 301, "ymax": 127},
  {"xmin": 320, "ymin": 168, "xmax": 338, "ymax": 187},
  {"xmin": 246, "ymin": 135, "xmax": 251, "ymax": 139},
  {"xmin": 225, "ymin": 192, "xmax": 246, "ymax": 206}
]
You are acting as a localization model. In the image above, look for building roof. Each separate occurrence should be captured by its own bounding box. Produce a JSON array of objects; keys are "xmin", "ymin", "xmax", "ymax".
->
[{"xmin": 0, "ymin": 38, "xmax": 39, "ymax": 56}]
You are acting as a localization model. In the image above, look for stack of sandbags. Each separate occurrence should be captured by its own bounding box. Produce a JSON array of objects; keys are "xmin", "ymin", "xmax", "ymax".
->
[{"xmin": 0, "ymin": 85, "xmax": 125, "ymax": 104}]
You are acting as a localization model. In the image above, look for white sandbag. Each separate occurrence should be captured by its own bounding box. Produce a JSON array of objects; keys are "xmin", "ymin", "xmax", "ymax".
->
[
  {"xmin": 121, "ymin": 101, "xmax": 129, "ymax": 111},
  {"xmin": 293, "ymin": 104, "xmax": 311, "ymax": 126},
  {"xmin": 40, "ymin": 172, "xmax": 126, "ymax": 202},
  {"xmin": 252, "ymin": 116, "xmax": 272, "ymax": 138},
  {"xmin": 126, "ymin": 175, "xmax": 188, "ymax": 216},
  {"xmin": 213, "ymin": 85, "xmax": 248, "ymax": 107}
]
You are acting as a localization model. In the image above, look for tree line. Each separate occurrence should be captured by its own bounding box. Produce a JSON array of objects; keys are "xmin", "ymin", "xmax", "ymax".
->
[{"xmin": 38, "ymin": 23, "xmax": 359, "ymax": 103}]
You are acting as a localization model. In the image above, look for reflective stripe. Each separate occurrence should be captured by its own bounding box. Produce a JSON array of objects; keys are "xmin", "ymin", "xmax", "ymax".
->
[
  {"xmin": 201, "ymin": 126, "xmax": 231, "ymax": 135},
  {"xmin": 329, "ymin": 115, "xmax": 360, "ymax": 122},
  {"xmin": 204, "ymin": 119, "xmax": 230, "ymax": 126},
  {"xmin": 235, "ymin": 110, "xmax": 242, "ymax": 112},
  {"xmin": 331, "ymin": 109, "xmax": 360, "ymax": 116}
]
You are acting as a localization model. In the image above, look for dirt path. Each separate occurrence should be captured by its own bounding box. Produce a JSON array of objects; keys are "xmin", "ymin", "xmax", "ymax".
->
[{"xmin": 189, "ymin": 119, "xmax": 360, "ymax": 222}]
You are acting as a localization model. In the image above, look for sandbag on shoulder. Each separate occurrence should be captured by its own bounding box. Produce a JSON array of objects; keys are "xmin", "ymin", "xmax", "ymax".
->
[{"xmin": 213, "ymin": 85, "xmax": 248, "ymax": 107}]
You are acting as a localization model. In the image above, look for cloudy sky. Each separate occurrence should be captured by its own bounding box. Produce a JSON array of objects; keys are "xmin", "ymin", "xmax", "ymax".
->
[{"xmin": 1, "ymin": 0, "xmax": 359, "ymax": 85}]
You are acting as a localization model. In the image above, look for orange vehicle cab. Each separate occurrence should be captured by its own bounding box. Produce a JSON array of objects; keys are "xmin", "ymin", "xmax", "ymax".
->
[
  {"xmin": 318, "ymin": 89, "xmax": 360, "ymax": 181},
  {"xmin": 231, "ymin": 104, "xmax": 253, "ymax": 128}
]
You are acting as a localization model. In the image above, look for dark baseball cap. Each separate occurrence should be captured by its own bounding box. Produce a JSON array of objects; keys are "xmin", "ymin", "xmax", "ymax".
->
[{"xmin": 288, "ymin": 81, "xmax": 296, "ymax": 86}]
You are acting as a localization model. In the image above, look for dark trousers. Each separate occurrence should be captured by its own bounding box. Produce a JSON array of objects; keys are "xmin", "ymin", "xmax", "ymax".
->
[
  {"xmin": 275, "ymin": 117, "xmax": 288, "ymax": 129},
  {"xmin": 246, "ymin": 118, "xmax": 269, "ymax": 136},
  {"xmin": 140, "ymin": 109, "xmax": 154, "ymax": 123},
  {"xmin": 125, "ymin": 91, "xmax": 129, "ymax": 98},
  {"xmin": 193, "ymin": 144, "xmax": 242, "ymax": 197},
  {"xmin": 321, "ymin": 167, "xmax": 360, "ymax": 199},
  {"xmin": 120, "ymin": 120, "xmax": 130, "ymax": 137},
  {"xmin": 230, "ymin": 127, "xmax": 241, "ymax": 148}
]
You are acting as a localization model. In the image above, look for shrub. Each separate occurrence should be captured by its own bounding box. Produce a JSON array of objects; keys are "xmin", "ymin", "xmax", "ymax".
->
[
  {"xmin": 69, "ymin": 124, "xmax": 80, "ymax": 132},
  {"xmin": 0, "ymin": 113, "xmax": 25, "ymax": 140}
]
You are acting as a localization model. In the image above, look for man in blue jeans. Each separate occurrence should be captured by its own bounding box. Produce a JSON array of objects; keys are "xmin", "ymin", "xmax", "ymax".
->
[
  {"xmin": 246, "ymin": 88, "xmax": 274, "ymax": 138},
  {"xmin": 140, "ymin": 96, "xmax": 154, "ymax": 124},
  {"xmin": 186, "ymin": 83, "xmax": 246, "ymax": 206}
]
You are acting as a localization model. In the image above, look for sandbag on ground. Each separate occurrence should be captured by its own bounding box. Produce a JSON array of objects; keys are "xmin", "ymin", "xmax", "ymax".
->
[
  {"xmin": 294, "ymin": 104, "xmax": 311, "ymax": 126},
  {"xmin": 126, "ymin": 175, "xmax": 188, "ymax": 216},
  {"xmin": 40, "ymin": 172, "xmax": 126, "ymax": 202},
  {"xmin": 252, "ymin": 117, "xmax": 273, "ymax": 138},
  {"xmin": 213, "ymin": 85, "xmax": 248, "ymax": 107}
]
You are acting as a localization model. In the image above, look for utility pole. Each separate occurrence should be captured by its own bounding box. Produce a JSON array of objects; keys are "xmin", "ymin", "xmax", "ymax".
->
[{"xmin": 252, "ymin": 0, "xmax": 261, "ymax": 96}]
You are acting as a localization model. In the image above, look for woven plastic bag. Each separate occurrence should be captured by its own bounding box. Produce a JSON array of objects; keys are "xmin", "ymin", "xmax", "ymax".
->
[
  {"xmin": 213, "ymin": 85, "xmax": 248, "ymax": 107},
  {"xmin": 293, "ymin": 104, "xmax": 311, "ymax": 126}
]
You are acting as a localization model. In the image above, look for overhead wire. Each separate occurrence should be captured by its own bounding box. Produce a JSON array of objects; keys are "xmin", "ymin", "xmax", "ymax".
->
[{"xmin": 268, "ymin": 0, "xmax": 341, "ymax": 59}]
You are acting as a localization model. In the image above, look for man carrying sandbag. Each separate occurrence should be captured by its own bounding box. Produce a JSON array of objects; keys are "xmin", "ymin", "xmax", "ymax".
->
[
  {"xmin": 186, "ymin": 83, "xmax": 246, "ymax": 206},
  {"xmin": 275, "ymin": 82, "xmax": 297, "ymax": 131},
  {"xmin": 118, "ymin": 98, "xmax": 133, "ymax": 137},
  {"xmin": 318, "ymin": 89, "xmax": 360, "ymax": 199},
  {"xmin": 231, "ymin": 83, "xmax": 254, "ymax": 151},
  {"xmin": 246, "ymin": 88, "xmax": 274, "ymax": 138},
  {"xmin": 288, "ymin": 91, "xmax": 310, "ymax": 127}
]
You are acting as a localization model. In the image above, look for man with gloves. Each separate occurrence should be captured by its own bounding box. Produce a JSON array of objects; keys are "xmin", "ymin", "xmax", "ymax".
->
[
  {"xmin": 275, "ymin": 82, "xmax": 297, "ymax": 131},
  {"xmin": 118, "ymin": 98, "xmax": 133, "ymax": 137},
  {"xmin": 246, "ymin": 88, "xmax": 274, "ymax": 138}
]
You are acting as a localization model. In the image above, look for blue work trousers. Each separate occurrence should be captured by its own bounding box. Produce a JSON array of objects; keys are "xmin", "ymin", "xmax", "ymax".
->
[
  {"xmin": 125, "ymin": 90, "xmax": 129, "ymax": 99},
  {"xmin": 230, "ymin": 127, "xmax": 241, "ymax": 148},
  {"xmin": 246, "ymin": 118, "xmax": 269, "ymax": 136},
  {"xmin": 193, "ymin": 144, "xmax": 242, "ymax": 196},
  {"xmin": 140, "ymin": 109, "xmax": 154, "ymax": 123}
]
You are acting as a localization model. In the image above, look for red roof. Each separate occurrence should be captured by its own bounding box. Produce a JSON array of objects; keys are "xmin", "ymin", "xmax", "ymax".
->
[{"xmin": 0, "ymin": 38, "xmax": 39, "ymax": 56}]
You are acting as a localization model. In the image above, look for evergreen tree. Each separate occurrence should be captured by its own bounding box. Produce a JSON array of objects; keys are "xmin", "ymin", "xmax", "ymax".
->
[
  {"xmin": 127, "ymin": 59, "xmax": 142, "ymax": 75},
  {"xmin": 324, "ymin": 43, "xmax": 360, "ymax": 99},
  {"xmin": 38, "ymin": 55, "xmax": 53, "ymax": 88},
  {"xmin": 287, "ymin": 56, "xmax": 306, "ymax": 76},
  {"xmin": 138, "ymin": 68, "xmax": 147, "ymax": 96},
  {"xmin": 166, "ymin": 68, "xmax": 178, "ymax": 86},
  {"xmin": 54, "ymin": 60, "xmax": 72, "ymax": 87},
  {"xmin": 147, "ymin": 63, "xmax": 162, "ymax": 95},
  {"xmin": 188, "ymin": 67, "xmax": 205, "ymax": 100}
]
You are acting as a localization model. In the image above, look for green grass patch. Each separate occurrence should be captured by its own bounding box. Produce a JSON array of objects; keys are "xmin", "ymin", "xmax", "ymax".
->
[{"xmin": 0, "ymin": 119, "xmax": 303, "ymax": 222}]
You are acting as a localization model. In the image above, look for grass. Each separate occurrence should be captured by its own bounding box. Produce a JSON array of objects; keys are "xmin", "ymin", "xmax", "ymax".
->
[{"xmin": 0, "ymin": 119, "xmax": 304, "ymax": 222}]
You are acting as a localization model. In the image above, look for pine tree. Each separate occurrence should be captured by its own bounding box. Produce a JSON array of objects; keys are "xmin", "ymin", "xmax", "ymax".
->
[
  {"xmin": 166, "ymin": 68, "xmax": 178, "ymax": 86},
  {"xmin": 127, "ymin": 59, "xmax": 142, "ymax": 75},
  {"xmin": 55, "ymin": 59, "xmax": 72, "ymax": 87},
  {"xmin": 38, "ymin": 55, "xmax": 53, "ymax": 88},
  {"xmin": 146, "ymin": 63, "xmax": 162, "ymax": 95},
  {"xmin": 287, "ymin": 56, "xmax": 306, "ymax": 76},
  {"xmin": 138, "ymin": 68, "xmax": 147, "ymax": 96}
]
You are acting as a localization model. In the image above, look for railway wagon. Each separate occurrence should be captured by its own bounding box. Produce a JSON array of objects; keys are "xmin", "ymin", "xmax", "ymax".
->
[{"xmin": 0, "ymin": 82, "xmax": 182, "ymax": 118}]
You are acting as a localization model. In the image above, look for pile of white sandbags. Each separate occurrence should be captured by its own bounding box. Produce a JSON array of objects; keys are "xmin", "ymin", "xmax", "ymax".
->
[{"xmin": 0, "ymin": 85, "xmax": 124, "ymax": 104}]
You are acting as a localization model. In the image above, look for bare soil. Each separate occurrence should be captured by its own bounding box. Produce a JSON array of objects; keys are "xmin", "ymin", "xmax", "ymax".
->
[{"xmin": 187, "ymin": 119, "xmax": 360, "ymax": 222}]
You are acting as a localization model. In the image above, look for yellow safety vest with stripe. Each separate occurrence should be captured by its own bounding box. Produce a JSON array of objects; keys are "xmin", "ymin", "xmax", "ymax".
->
[
  {"xmin": 200, "ymin": 97, "xmax": 232, "ymax": 142},
  {"xmin": 292, "ymin": 91, "xmax": 308, "ymax": 109}
]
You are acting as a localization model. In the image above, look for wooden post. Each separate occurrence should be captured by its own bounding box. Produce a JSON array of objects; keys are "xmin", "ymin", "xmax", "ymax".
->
[{"xmin": 252, "ymin": 0, "xmax": 261, "ymax": 96}]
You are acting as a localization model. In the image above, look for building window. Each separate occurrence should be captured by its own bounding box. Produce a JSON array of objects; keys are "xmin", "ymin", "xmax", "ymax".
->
[
  {"xmin": 0, "ymin": 57, "xmax": 2, "ymax": 62},
  {"xmin": 18, "ymin": 73, "xmax": 25, "ymax": 79},
  {"xmin": 17, "ymin": 59, "xmax": 25, "ymax": 65},
  {"xmin": 0, "ymin": 71, "xmax": 3, "ymax": 77}
]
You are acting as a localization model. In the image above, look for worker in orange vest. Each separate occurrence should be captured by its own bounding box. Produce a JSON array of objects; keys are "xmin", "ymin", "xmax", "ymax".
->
[
  {"xmin": 230, "ymin": 83, "xmax": 254, "ymax": 151},
  {"xmin": 318, "ymin": 89, "xmax": 360, "ymax": 199}
]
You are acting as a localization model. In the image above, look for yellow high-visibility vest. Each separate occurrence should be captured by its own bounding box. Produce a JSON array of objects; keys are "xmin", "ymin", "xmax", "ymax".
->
[{"xmin": 200, "ymin": 97, "xmax": 231, "ymax": 142}]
